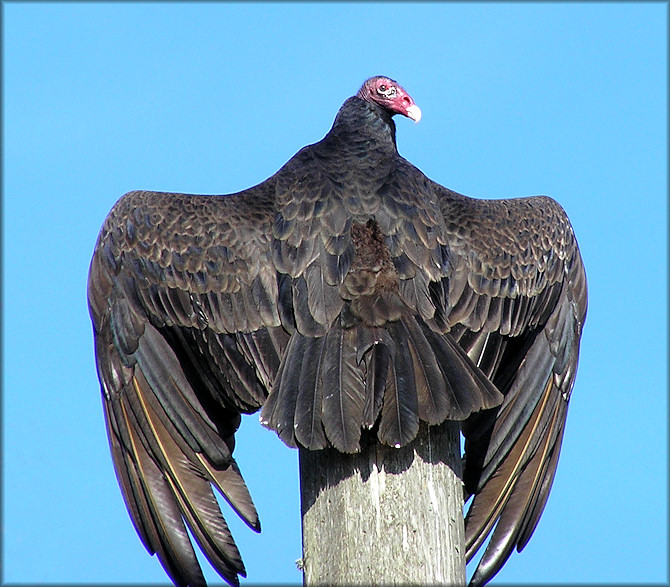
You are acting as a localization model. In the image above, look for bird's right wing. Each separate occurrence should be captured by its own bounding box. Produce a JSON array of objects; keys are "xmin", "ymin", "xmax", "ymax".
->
[
  {"xmin": 432, "ymin": 184, "xmax": 587, "ymax": 586},
  {"xmin": 87, "ymin": 181, "xmax": 288, "ymax": 587}
]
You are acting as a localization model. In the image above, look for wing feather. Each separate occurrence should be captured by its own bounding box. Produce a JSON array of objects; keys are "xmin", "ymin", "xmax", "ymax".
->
[
  {"xmin": 433, "ymin": 184, "xmax": 587, "ymax": 586},
  {"xmin": 132, "ymin": 374, "xmax": 246, "ymax": 581},
  {"xmin": 89, "ymin": 182, "xmax": 283, "ymax": 586}
]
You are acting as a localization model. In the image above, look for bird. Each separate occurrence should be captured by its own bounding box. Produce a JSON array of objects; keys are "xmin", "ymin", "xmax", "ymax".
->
[{"xmin": 88, "ymin": 75, "xmax": 587, "ymax": 587}]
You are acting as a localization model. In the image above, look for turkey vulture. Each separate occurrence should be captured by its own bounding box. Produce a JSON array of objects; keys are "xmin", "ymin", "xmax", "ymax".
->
[{"xmin": 88, "ymin": 76, "xmax": 587, "ymax": 586}]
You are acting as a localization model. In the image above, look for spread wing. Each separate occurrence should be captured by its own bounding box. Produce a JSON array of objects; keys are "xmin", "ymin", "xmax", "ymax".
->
[
  {"xmin": 89, "ymin": 149, "xmax": 586, "ymax": 587},
  {"xmin": 87, "ymin": 182, "xmax": 289, "ymax": 587},
  {"xmin": 433, "ymin": 185, "xmax": 587, "ymax": 586}
]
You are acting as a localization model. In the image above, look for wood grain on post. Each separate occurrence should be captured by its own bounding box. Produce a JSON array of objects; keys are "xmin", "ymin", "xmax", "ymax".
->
[{"xmin": 299, "ymin": 420, "xmax": 465, "ymax": 585}]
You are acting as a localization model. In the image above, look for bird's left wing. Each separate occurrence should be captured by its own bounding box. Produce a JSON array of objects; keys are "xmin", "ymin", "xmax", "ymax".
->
[
  {"xmin": 432, "ymin": 184, "xmax": 587, "ymax": 586},
  {"xmin": 87, "ymin": 182, "xmax": 288, "ymax": 587}
]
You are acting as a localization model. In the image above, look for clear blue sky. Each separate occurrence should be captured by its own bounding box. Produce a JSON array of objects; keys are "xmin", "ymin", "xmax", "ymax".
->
[{"xmin": 4, "ymin": 2, "xmax": 667, "ymax": 585}]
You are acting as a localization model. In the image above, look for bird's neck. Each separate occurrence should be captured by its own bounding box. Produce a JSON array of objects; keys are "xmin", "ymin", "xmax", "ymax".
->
[{"xmin": 328, "ymin": 97, "xmax": 398, "ymax": 154}]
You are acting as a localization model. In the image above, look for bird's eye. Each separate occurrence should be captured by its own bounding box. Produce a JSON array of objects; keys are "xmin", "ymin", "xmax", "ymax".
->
[{"xmin": 377, "ymin": 83, "xmax": 396, "ymax": 98}]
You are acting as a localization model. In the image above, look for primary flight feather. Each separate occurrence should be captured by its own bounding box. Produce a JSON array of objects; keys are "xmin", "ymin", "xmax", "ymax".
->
[{"xmin": 88, "ymin": 75, "xmax": 586, "ymax": 586}]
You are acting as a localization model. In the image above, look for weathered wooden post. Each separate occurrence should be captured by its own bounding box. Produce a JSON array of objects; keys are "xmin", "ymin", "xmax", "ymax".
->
[{"xmin": 299, "ymin": 420, "xmax": 465, "ymax": 585}]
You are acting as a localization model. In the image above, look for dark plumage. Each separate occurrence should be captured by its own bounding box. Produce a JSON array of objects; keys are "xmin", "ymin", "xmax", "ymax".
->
[{"xmin": 88, "ymin": 76, "xmax": 587, "ymax": 586}]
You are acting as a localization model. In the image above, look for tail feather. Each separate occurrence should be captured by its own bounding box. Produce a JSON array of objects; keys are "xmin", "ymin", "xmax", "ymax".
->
[
  {"xmin": 401, "ymin": 316, "xmax": 449, "ymax": 424},
  {"xmin": 378, "ymin": 321, "xmax": 420, "ymax": 447},
  {"xmin": 262, "ymin": 314, "xmax": 503, "ymax": 452},
  {"xmin": 259, "ymin": 334, "xmax": 306, "ymax": 448},
  {"xmin": 293, "ymin": 336, "xmax": 328, "ymax": 449},
  {"xmin": 362, "ymin": 340, "xmax": 391, "ymax": 428},
  {"xmin": 420, "ymin": 322, "xmax": 504, "ymax": 419},
  {"xmin": 320, "ymin": 326, "xmax": 366, "ymax": 453}
]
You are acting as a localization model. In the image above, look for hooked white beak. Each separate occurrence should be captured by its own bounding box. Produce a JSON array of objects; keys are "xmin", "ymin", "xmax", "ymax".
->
[{"xmin": 406, "ymin": 104, "xmax": 422, "ymax": 123}]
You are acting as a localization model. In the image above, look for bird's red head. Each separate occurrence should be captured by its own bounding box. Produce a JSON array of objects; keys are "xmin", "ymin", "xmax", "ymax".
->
[{"xmin": 356, "ymin": 76, "xmax": 422, "ymax": 123}]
